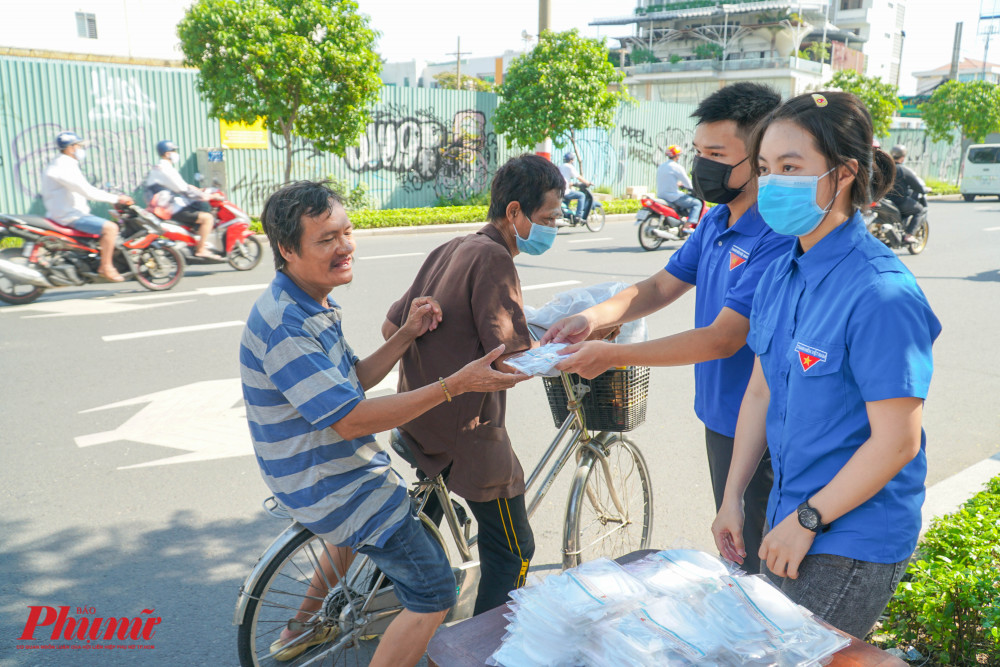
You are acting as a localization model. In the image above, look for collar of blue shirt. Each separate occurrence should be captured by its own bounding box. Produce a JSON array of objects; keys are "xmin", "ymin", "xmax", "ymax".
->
[
  {"xmin": 706, "ymin": 202, "xmax": 768, "ymax": 237},
  {"xmin": 274, "ymin": 270, "xmax": 340, "ymax": 315},
  {"xmin": 789, "ymin": 211, "xmax": 867, "ymax": 294}
]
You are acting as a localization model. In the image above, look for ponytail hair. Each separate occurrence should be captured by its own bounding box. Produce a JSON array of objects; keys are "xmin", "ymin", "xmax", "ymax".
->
[{"xmin": 749, "ymin": 91, "xmax": 896, "ymax": 210}]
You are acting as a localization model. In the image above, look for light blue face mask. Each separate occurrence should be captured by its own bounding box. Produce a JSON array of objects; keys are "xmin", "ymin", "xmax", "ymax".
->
[
  {"xmin": 757, "ymin": 168, "xmax": 839, "ymax": 237},
  {"xmin": 514, "ymin": 214, "xmax": 557, "ymax": 255},
  {"xmin": 75, "ymin": 147, "xmax": 87, "ymax": 162}
]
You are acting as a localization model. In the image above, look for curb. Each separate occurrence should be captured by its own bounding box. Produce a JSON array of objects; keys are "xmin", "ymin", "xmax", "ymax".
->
[
  {"xmin": 921, "ymin": 452, "xmax": 1000, "ymax": 536},
  {"xmin": 351, "ymin": 213, "xmax": 637, "ymax": 237}
]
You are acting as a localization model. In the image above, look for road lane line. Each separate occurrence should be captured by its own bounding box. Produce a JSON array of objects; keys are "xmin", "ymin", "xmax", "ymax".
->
[
  {"xmin": 108, "ymin": 284, "xmax": 269, "ymax": 302},
  {"xmin": 567, "ymin": 237, "xmax": 613, "ymax": 244},
  {"xmin": 24, "ymin": 300, "xmax": 196, "ymax": 319},
  {"xmin": 103, "ymin": 321, "xmax": 245, "ymax": 342},
  {"xmin": 521, "ymin": 280, "xmax": 581, "ymax": 292},
  {"xmin": 197, "ymin": 284, "xmax": 270, "ymax": 295},
  {"xmin": 362, "ymin": 252, "xmax": 425, "ymax": 260},
  {"xmin": 985, "ymin": 226, "xmax": 1000, "ymax": 232}
]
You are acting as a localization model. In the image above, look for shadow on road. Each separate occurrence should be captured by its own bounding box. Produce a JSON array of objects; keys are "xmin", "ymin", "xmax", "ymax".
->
[{"xmin": 0, "ymin": 511, "xmax": 280, "ymax": 666}]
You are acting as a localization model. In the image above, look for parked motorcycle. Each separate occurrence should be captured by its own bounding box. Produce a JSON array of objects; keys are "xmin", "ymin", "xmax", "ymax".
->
[
  {"xmin": 636, "ymin": 192, "xmax": 706, "ymax": 251},
  {"xmin": 0, "ymin": 203, "xmax": 185, "ymax": 305},
  {"xmin": 559, "ymin": 184, "xmax": 606, "ymax": 232},
  {"xmin": 149, "ymin": 188, "xmax": 262, "ymax": 271},
  {"xmin": 863, "ymin": 189, "xmax": 929, "ymax": 255}
]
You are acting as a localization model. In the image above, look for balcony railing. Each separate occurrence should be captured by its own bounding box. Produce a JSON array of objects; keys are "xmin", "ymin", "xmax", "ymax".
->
[{"xmin": 626, "ymin": 55, "xmax": 824, "ymax": 75}]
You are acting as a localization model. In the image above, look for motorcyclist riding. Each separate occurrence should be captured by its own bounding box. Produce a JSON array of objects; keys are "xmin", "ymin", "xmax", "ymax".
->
[
  {"xmin": 656, "ymin": 145, "xmax": 702, "ymax": 223},
  {"xmin": 40, "ymin": 132, "xmax": 134, "ymax": 282},
  {"xmin": 558, "ymin": 152, "xmax": 593, "ymax": 222},
  {"xmin": 143, "ymin": 140, "xmax": 222, "ymax": 259},
  {"xmin": 887, "ymin": 145, "xmax": 927, "ymax": 245}
]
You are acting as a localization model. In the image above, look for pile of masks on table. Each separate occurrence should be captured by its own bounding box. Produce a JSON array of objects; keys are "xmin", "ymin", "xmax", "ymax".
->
[{"xmin": 488, "ymin": 550, "xmax": 850, "ymax": 667}]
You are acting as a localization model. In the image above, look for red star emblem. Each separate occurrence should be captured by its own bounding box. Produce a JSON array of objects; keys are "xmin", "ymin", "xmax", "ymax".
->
[{"xmin": 798, "ymin": 351, "xmax": 822, "ymax": 371}]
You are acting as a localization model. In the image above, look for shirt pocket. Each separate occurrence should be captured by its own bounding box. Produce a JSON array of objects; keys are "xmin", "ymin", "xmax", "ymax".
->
[{"xmin": 785, "ymin": 340, "xmax": 847, "ymax": 424}]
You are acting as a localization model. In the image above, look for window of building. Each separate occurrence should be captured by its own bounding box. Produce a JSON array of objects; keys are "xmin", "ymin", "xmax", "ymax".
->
[
  {"xmin": 76, "ymin": 12, "xmax": 98, "ymax": 39},
  {"xmin": 839, "ymin": 0, "xmax": 863, "ymax": 10}
]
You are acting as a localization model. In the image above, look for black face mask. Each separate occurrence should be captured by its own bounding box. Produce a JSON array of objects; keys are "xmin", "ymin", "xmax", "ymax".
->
[{"xmin": 691, "ymin": 155, "xmax": 750, "ymax": 204}]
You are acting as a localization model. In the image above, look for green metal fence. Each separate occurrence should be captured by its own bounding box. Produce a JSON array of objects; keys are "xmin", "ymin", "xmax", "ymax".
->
[{"xmin": 0, "ymin": 54, "xmax": 964, "ymax": 218}]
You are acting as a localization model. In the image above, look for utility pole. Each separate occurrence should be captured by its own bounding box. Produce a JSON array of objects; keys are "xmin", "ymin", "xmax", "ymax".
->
[
  {"xmin": 949, "ymin": 23, "xmax": 963, "ymax": 81},
  {"xmin": 447, "ymin": 37, "xmax": 470, "ymax": 90},
  {"xmin": 536, "ymin": 0, "xmax": 553, "ymax": 160}
]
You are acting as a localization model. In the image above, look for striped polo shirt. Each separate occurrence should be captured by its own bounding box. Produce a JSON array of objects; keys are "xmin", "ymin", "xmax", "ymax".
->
[{"xmin": 240, "ymin": 272, "xmax": 409, "ymax": 548}]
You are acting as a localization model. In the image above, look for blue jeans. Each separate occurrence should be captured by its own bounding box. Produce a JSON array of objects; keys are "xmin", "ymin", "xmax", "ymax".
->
[
  {"xmin": 67, "ymin": 214, "xmax": 109, "ymax": 235},
  {"xmin": 357, "ymin": 510, "xmax": 456, "ymax": 614},
  {"xmin": 762, "ymin": 551, "xmax": 911, "ymax": 639},
  {"xmin": 563, "ymin": 190, "xmax": 586, "ymax": 218},
  {"xmin": 666, "ymin": 194, "xmax": 702, "ymax": 222}
]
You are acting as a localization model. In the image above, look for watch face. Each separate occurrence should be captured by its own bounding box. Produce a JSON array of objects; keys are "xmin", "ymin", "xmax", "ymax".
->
[{"xmin": 798, "ymin": 507, "xmax": 820, "ymax": 530}]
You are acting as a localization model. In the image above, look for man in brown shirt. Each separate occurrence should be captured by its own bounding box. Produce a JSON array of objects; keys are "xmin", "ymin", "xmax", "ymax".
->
[{"xmin": 382, "ymin": 154, "xmax": 565, "ymax": 614}]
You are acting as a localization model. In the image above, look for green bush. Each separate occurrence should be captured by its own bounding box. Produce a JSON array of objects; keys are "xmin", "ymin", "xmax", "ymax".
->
[
  {"xmin": 924, "ymin": 178, "xmax": 960, "ymax": 195},
  {"xmin": 593, "ymin": 184, "xmax": 613, "ymax": 195},
  {"xmin": 326, "ymin": 177, "xmax": 375, "ymax": 211},
  {"xmin": 603, "ymin": 199, "xmax": 642, "ymax": 214},
  {"xmin": 435, "ymin": 191, "xmax": 490, "ymax": 207},
  {"xmin": 880, "ymin": 476, "xmax": 1000, "ymax": 665}
]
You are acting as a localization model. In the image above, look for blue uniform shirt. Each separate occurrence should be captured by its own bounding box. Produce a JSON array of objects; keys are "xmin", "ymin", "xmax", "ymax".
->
[
  {"xmin": 747, "ymin": 213, "xmax": 941, "ymax": 564},
  {"xmin": 665, "ymin": 203, "xmax": 796, "ymax": 437}
]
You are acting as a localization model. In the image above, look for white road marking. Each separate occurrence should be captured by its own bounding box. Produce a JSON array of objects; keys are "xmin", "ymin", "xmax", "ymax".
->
[
  {"xmin": 196, "ymin": 284, "xmax": 270, "ymax": 296},
  {"xmin": 21, "ymin": 299, "xmax": 196, "ymax": 319},
  {"xmin": 362, "ymin": 252, "xmax": 425, "ymax": 260},
  {"xmin": 522, "ymin": 280, "xmax": 582, "ymax": 292},
  {"xmin": 102, "ymin": 321, "xmax": 245, "ymax": 342},
  {"xmin": 567, "ymin": 237, "xmax": 613, "ymax": 244},
  {"xmin": 984, "ymin": 226, "xmax": 1000, "ymax": 232},
  {"xmin": 76, "ymin": 379, "xmax": 251, "ymax": 468}
]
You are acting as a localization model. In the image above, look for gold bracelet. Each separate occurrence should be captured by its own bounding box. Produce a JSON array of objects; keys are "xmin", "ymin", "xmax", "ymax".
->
[{"xmin": 438, "ymin": 377, "xmax": 452, "ymax": 402}]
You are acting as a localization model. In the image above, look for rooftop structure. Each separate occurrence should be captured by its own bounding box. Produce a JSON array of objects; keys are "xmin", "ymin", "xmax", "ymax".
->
[{"xmin": 912, "ymin": 57, "xmax": 1000, "ymax": 94}]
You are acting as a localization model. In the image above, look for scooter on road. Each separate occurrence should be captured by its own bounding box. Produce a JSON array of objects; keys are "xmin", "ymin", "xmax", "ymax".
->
[{"xmin": 635, "ymin": 192, "xmax": 706, "ymax": 251}]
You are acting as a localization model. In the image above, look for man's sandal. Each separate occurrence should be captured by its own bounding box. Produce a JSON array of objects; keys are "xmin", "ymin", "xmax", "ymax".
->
[{"xmin": 269, "ymin": 625, "xmax": 339, "ymax": 662}]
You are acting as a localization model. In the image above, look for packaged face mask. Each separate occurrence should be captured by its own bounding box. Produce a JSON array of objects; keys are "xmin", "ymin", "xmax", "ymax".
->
[{"xmin": 503, "ymin": 343, "xmax": 569, "ymax": 377}]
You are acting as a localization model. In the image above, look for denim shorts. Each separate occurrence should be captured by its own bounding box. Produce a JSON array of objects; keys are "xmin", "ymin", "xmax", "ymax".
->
[
  {"xmin": 762, "ymin": 552, "xmax": 911, "ymax": 639},
  {"xmin": 68, "ymin": 214, "xmax": 109, "ymax": 235},
  {"xmin": 357, "ymin": 512, "xmax": 456, "ymax": 614}
]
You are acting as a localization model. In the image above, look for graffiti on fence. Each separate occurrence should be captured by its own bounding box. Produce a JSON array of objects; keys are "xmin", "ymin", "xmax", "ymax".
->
[
  {"xmin": 344, "ymin": 105, "xmax": 497, "ymax": 199},
  {"xmin": 885, "ymin": 129, "xmax": 964, "ymax": 184},
  {"xmin": 88, "ymin": 70, "xmax": 156, "ymax": 124},
  {"xmin": 11, "ymin": 123, "xmax": 149, "ymax": 198}
]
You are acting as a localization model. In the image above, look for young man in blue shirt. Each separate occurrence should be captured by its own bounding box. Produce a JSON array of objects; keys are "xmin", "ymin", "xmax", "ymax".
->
[{"xmin": 543, "ymin": 83, "xmax": 792, "ymax": 573}]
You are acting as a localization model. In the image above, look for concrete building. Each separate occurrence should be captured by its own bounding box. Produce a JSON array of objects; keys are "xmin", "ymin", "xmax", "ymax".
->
[
  {"xmin": 912, "ymin": 58, "xmax": 1000, "ymax": 94},
  {"xmin": 830, "ymin": 0, "xmax": 906, "ymax": 85},
  {"xmin": 380, "ymin": 51, "xmax": 521, "ymax": 88},
  {"xmin": 0, "ymin": 0, "xmax": 189, "ymax": 63},
  {"xmin": 592, "ymin": 0, "xmax": 840, "ymax": 104}
]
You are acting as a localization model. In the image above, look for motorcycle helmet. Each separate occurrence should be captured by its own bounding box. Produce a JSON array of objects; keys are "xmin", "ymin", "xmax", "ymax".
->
[
  {"xmin": 890, "ymin": 145, "xmax": 907, "ymax": 160},
  {"xmin": 56, "ymin": 131, "xmax": 85, "ymax": 150},
  {"xmin": 563, "ymin": 152, "xmax": 575, "ymax": 163},
  {"xmin": 666, "ymin": 145, "xmax": 682, "ymax": 158},
  {"xmin": 157, "ymin": 140, "xmax": 179, "ymax": 156}
]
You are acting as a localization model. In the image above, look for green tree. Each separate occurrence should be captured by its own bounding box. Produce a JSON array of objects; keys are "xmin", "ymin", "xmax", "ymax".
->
[
  {"xmin": 494, "ymin": 30, "xmax": 631, "ymax": 169},
  {"xmin": 432, "ymin": 71, "xmax": 495, "ymax": 92},
  {"xmin": 693, "ymin": 42, "xmax": 723, "ymax": 60},
  {"xmin": 920, "ymin": 80, "xmax": 1000, "ymax": 143},
  {"xmin": 630, "ymin": 47, "xmax": 659, "ymax": 64},
  {"xmin": 178, "ymin": 0, "xmax": 382, "ymax": 183},
  {"xmin": 827, "ymin": 70, "xmax": 902, "ymax": 138}
]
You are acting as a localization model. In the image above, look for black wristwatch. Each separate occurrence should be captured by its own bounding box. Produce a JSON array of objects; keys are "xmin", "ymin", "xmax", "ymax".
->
[{"xmin": 797, "ymin": 501, "xmax": 829, "ymax": 533}]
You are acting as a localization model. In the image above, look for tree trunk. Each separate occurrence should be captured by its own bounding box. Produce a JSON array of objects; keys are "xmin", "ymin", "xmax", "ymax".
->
[
  {"xmin": 569, "ymin": 131, "xmax": 583, "ymax": 174},
  {"xmin": 283, "ymin": 122, "xmax": 293, "ymax": 184}
]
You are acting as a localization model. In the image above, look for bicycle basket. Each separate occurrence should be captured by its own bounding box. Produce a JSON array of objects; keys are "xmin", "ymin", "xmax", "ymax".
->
[{"xmin": 542, "ymin": 366, "xmax": 650, "ymax": 432}]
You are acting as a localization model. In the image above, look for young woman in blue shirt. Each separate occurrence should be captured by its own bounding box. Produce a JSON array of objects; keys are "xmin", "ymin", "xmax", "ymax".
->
[{"xmin": 711, "ymin": 91, "xmax": 941, "ymax": 639}]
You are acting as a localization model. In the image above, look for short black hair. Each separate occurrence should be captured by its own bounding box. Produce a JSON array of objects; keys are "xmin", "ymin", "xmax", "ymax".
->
[
  {"xmin": 261, "ymin": 181, "xmax": 344, "ymax": 270},
  {"xmin": 487, "ymin": 154, "xmax": 565, "ymax": 222},
  {"xmin": 691, "ymin": 82, "xmax": 782, "ymax": 142}
]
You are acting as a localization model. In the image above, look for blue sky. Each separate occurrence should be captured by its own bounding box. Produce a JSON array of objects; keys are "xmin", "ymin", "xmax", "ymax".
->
[{"xmin": 354, "ymin": 0, "xmax": 995, "ymax": 94}]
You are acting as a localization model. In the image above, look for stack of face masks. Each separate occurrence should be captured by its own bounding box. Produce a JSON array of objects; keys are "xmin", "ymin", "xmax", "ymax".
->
[{"xmin": 488, "ymin": 550, "xmax": 850, "ymax": 667}]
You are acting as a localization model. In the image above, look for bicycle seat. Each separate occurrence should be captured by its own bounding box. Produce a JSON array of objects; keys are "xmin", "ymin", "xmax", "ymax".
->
[{"xmin": 389, "ymin": 429, "xmax": 421, "ymax": 469}]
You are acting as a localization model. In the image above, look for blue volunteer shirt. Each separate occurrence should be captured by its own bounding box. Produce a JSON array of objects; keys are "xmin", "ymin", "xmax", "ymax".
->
[
  {"xmin": 747, "ymin": 213, "xmax": 941, "ymax": 564},
  {"xmin": 665, "ymin": 203, "xmax": 795, "ymax": 437},
  {"xmin": 240, "ymin": 272, "xmax": 410, "ymax": 549}
]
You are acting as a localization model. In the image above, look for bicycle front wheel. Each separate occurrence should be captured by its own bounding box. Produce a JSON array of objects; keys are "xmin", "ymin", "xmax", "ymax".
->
[
  {"xmin": 562, "ymin": 435, "xmax": 653, "ymax": 569},
  {"xmin": 237, "ymin": 527, "xmax": 392, "ymax": 667}
]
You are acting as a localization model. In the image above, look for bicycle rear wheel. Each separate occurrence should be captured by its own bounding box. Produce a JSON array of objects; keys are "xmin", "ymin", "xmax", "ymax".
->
[
  {"xmin": 237, "ymin": 527, "xmax": 394, "ymax": 667},
  {"xmin": 562, "ymin": 435, "xmax": 652, "ymax": 569}
]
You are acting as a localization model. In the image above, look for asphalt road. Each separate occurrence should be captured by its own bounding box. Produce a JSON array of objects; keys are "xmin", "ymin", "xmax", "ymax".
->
[{"xmin": 2, "ymin": 199, "xmax": 998, "ymax": 666}]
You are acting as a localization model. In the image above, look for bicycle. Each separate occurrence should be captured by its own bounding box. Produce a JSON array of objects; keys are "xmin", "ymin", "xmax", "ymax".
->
[{"xmin": 234, "ymin": 354, "xmax": 653, "ymax": 666}]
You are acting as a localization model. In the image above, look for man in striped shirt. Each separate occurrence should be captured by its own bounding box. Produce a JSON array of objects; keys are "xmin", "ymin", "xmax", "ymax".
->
[{"xmin": 240, "ymin": 181, "xmax": 524, "ymax": 665}]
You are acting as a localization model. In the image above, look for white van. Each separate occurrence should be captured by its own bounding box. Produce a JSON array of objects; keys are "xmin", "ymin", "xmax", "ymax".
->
[{"xmin": 960, "ymin": 144, "xmax": 1000, "ymax": 201}]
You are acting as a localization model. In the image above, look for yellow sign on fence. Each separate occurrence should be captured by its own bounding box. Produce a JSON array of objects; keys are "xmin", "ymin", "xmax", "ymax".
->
[{"xmin": 220, "ymin": 118, "xmax": 268, "ymax": 149}]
